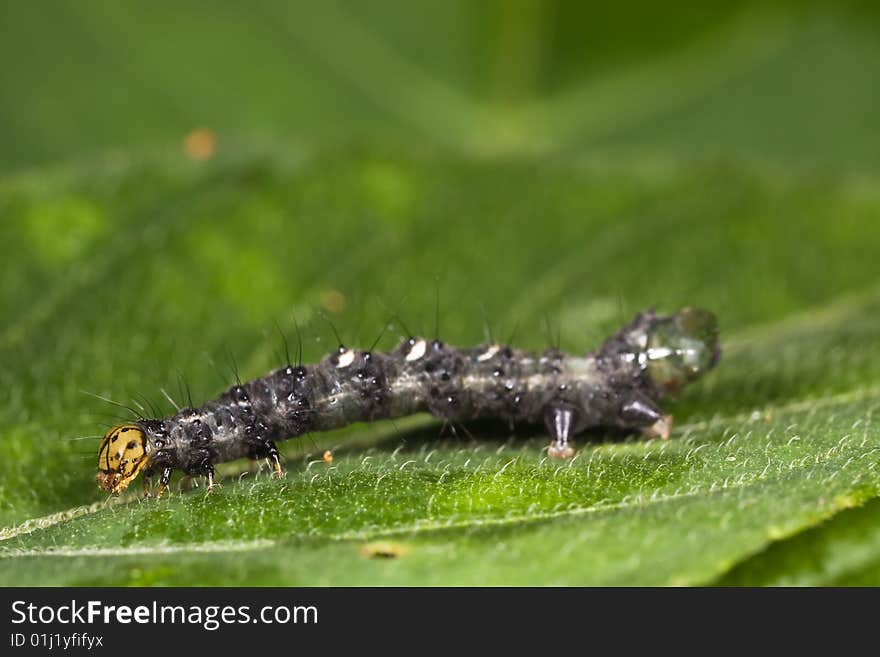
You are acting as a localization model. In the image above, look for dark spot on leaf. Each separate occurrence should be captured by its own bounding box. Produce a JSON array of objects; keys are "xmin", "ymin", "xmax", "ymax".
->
[{"xmin": 360, "ymin": 541, "xmax": 409, "ymax": 560}]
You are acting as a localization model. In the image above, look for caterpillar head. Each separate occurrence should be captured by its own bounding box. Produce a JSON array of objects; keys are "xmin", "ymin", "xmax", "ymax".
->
[
  {"xmin": 645, "ymin": 308, "xmax": 720, "ymax": 393},
  {"xmin": 96, "ymin": 424, "xmax": 150, "ymax": 494}
]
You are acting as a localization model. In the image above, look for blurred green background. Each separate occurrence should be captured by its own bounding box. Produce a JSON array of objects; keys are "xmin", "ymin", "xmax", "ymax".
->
[
  {"xmin": 2, "ymin": 0, "xmax": 880, "ymax": 585},
  {"xmin": 3, "ymin": 0, "xmax": 880, "ymax": 170}
]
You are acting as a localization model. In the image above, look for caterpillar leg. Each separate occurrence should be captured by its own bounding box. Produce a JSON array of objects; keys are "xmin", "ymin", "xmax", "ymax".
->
[
  {"xmin": 621, "ymin": 395, "xmax": 662, "ymax": 425},
  {"xmin": 249, "ymin": 438, "xmax": 285, "ymax": 478},
  {"xmin": 205, "ymin": 465, "xmax": 220, "ymax": 493},
  {"xmin": 155, "ymin": 466, "xmax": 173, "ymax": 499},
  {"xmin": 546, "ymin": 407, "xmax": 577, "ymax": 459},
  {"xmin": 642, "ymin": 414, "xmax": 672, "ymax": 440},
  {"xmin": 266, "ymin": 440, "xmax": 285, "ymax": 478},
  {"xmin": 142, "ymin": 472, "xmax": 154, "ymax": 499},
  {"xmin": 620, "ymin": 396, "xmax": 671, "ymax": 440}
]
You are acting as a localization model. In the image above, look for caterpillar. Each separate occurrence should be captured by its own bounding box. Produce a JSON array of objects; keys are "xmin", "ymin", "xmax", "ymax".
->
[{"xmin": 96, "ymin": 307, "xmax": 720, "ymax": 497}]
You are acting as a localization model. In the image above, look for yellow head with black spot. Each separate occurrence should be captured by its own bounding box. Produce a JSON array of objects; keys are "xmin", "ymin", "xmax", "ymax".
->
[{"xmin": 96, "ymin": 424, "xmax": 150, "ymax": 494}]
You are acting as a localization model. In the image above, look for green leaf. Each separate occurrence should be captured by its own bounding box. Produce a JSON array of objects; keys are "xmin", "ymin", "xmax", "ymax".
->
[
  {"xmin": 4, "ymin": 0, "xmax": 880, "ymax": 586},
  {"xmin": 2, "ymin": 147, "xmax": 880, "ymax": 585},
  {"xmin": 3, "ymin": 2, "xmax": 880, "ymax": 168},
  {"xmin": 718, "ymin": 498, "xmax": 880, "ymax": 586}
]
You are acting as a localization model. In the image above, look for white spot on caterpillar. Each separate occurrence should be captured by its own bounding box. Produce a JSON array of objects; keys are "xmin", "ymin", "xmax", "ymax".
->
[
  {"xmin": 477, "ymin": 345, "xmax": 500, "ymax": 361},
  {"xmin": 405, "ymin": 339, "xmax": 427, "ymax": 361},
  {"xmin": 336, "ymin": 349, "xmax": 356, "ymax": 368},
  {"xmin": 621, "ymin": 351, "xmax": 648, "ymax": 367},
  {"xmin": 647, "ymin": 347, "xmax": 674, "ymax": 361}
]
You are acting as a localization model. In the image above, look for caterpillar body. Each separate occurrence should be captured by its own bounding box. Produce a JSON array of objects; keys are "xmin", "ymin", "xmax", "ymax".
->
[{"xmin": 97, "ymin": 308, "xmax": 720, "ymax": 497}]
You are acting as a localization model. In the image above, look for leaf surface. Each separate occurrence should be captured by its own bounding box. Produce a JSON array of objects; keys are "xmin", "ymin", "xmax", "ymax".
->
[{"xmin": 2, "ymin": 148, "xmax": 880, "ymax": 585}]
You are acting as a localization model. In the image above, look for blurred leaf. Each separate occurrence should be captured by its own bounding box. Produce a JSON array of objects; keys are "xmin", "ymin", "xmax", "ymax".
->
[
  {"xmin": 2, "ymin": 1, "xmax": 880, "ymax": 167},
  {"xmin": 1, "ymin": 147, "xmax": 880, "ymax": 584},
  {"xmin": 718, "ymin": 498, "xmax": 880, "ymax": 585}
]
